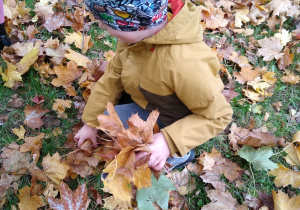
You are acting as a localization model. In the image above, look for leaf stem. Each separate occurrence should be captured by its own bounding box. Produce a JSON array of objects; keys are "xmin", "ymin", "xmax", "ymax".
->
[{"xmin": 249, "ymin": 163, "xmax": 256, "ymax": 194}]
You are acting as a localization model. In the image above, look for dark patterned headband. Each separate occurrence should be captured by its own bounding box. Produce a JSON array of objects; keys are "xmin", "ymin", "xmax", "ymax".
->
[{"xmin": 85, "ymin": 0, "xmax": 168, "ymax": 31}]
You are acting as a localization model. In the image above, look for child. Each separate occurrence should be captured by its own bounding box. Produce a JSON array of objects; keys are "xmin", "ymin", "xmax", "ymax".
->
[
  {"xmin": 75, "ymin": 0, "xmax": 233, "ymax": 171},
  {"xmin": 0, "ymin": 0, "xmax": 11, "ymax": 51}
]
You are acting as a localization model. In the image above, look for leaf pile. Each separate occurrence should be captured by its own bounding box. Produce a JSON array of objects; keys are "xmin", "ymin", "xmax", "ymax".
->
[{"xmin": 0, "ymin": 0, "xmax": 300, "ymax": 209}]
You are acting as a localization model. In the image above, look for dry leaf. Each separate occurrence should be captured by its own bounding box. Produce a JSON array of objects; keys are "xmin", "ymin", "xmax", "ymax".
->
[
  {"xmin": 48, "ymin": 182, "xmax": 89, "ymax": 210},
  {"xmin": 12, "ymin": 125, "xmax": 26, "ymax": 140},
  {"xmin": 18, "ymin": 186, "xmax": 46, "ymax": 210},
  {"xmin": 272, "ymin": 190, "xmax": 300, "ymax": 210},
  {"xmin": 52, "ymin": 99, "xmax": 72, "ymax": 119},
  {"xmin": 277, "ymin": 47, "xmax": 294, "ymax": 70},
  {"xmin": 42, "ymin": 153, "xmax": 70, "ymax": 185},
  {"xmin": 266, "ymin": 0, "xmax": 292, "ymax": 16},
  {"xmin": 20, "ymin": 133, "xmax": 45, "ymax": 164},
  {"xmin": 65, "ymin": 31, "xmax": 92, "ymax": 54},
  {"xmin": 257, "ymin": 37, "xmax": 284, "ymax": 61},
  {"xmin": 43, "ymin": 12, "xmax": 65, "ymax": 32},
  {"xmin": 65, "ymin": 49, "xmax": 91, "ymax": 67},
  {"xmin": 0, "ymin": 62, "xmax": 22, "ymax": 88},
  {"xmin": 269, "ymin": 164, "xmax": 300, "ymax": 188},
  {"xmin": 281, "ymin": 73, "xmax": 300, "ymax": 84},
  {"xmin": 235, "ymin": 9, "xmax": 250, "ymax": 27},
  {"xmin": 202, "ymin": 189, "xmax": 238, "ymax": 210},
  {"xmin": 24, "ymin": 105, "xmax": 50, "ymax": 130}
]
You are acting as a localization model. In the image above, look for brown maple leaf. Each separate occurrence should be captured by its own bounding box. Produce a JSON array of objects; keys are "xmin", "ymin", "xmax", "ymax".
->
[
  {"xmin": 20, "ymin": 133, "xmax": 45, "ymax": 164},
  {"xmin": 24, "ymin": 105, "xmax": 49, "ymax": 130},
  {"xmin": 48, "ymin": 182, "xmax": 89, "ymax": 210},
  {"xmin": 229, "ymin": 124, "xmax": 278, "ymax": 150},
  {"xmin": 277, "ymin": 47, "xmax": 294, "ymax": 70}
]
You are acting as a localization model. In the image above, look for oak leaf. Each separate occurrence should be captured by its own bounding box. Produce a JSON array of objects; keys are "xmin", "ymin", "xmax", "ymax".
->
[
  {"xmin": 24, "ymin": 105, "xmax": 50, "ymax": 130},
  {"xmin": 47, "ymin": 182, "xmax": 89, "ymax": 210},
  {"xmin": 42, "ymin": 153, "xmax": 70, "ymax": 185},
  {"xmin": 18, "ymin": 186, "xmax": 46, "ymax": 210},
  {"xmin": 257, "ymin": 37, "xmax": 284, "ymax": 61},
  {"xmin": 269, "ymin": 164, "xmax": 300, "ymax": 188},
  {"xmin": 272, "ymin": 190, "xmax": 300, "ymax": 210}
]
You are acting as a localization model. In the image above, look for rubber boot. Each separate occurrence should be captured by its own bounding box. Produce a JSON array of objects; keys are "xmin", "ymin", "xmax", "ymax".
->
[{"xmin": 0, "ymin": 23, "xmax": 12, "ymax": 51}]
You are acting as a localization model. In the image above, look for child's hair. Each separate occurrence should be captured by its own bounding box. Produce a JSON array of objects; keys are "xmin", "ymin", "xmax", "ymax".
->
[{"xmin": 85, "ymin": 0, "xmax": 168, "ymax": 31}]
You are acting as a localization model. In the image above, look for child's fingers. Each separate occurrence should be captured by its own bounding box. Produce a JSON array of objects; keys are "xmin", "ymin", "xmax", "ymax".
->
[
  {"xmin": 77, "ymin": 138, "xmax": 85, "ymax": 148},
  {"xmin": 135, "ymin": 151, "xmax": 148, "ymax": 161}
]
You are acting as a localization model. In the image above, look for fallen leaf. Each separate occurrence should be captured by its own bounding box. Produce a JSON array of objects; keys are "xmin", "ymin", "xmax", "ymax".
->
[
  {"xmin": 269, "ymin": 164, "xmax": 300, "ymax": 188},
  {"xmin": 47, "ymin": 182, "xmax": 89, "ymax": 210},
  {"xmin": 1, "ymin": 142, "xmax": 31, "ymax": 174},
  {"xmin": 33, "ymin": 0, "xmax": 55, "ymax": 17},
  {"xmin": 229, "ymin": 124, "xmax": 278, "ymax": 150},
  {"xmin": 65, "ymin": 49, "xmax": 91, "ymax": 67},
  {"xmin": 277, "ymin": 47, "xmax": 294, "ymax": 70},
  {"xmin": 51, "ymin": 61, "xmax": 82, "ymax": 88},
  {"xmin": 169, "ymin": 168, "xmax": 196, "ymax": 195},
  {"xmin": 272, "ymin": 190, "xmax": 300, "ymax": 210},
  {"xmin": 202, "ymin": 189, "xmax": 238, "ymax": 210},
  {"xmin": 274, "ymin": 29, "xmax": 292, "ymax": 46},
  {"xmin": 20, "ymin": 133, "xmax": 45, "ymax": 164},
  {"xmin": 266, "ymin": 0, "xmax": 292, "ymax": 16},
  {"xmin": 103, "ymin": 196, "xmax": 131, "ymax": 210},
  {"xmin": 24, "ymin": 105, "xmax": 50, "ymax": 130},
  {"xmin": 8, "ymin": 94, "xmax": 24, "ymax": 108},
  {"xmin": 43, "ymin": 12, "xmax": 66, "ymax": 32},
  {"xmin": 0, "ymin": 62, "xmax": 22, "ymax": 88},
  {"xmin": 42, "ymin": 153, "xmax": 70, "ymax": 185},
  {"xmin": 65, "ymin": 31, "xmax": 92, "ymax": 54},
  {"xmin": 136, "ymin": 174, "xmax": 177, "ymax": 210},
  {"xmin": 52, "ymin": 99, "xmax": 72, "ymax": 118},
  {"xmin": 18, "ymin": 186, "xmax": 46, "ymax": 210},
  {"xmin": 12, "ymin": 125, "xmax": 26, "ymax": 140},
  {"xmin": 238, "ymin": 145, "xmax": 278, "ymax": 171},
  {"xmin": 235, "ymin": 9, "xmax": 250, "ymax": 28},
  {"xmin": 257, "ymin": 37, "xmax": 284, "ymax": 61},
  {"xmin": 17, "ymin": 48, "xmax": 39, "ymax": 75},
  {"xmin": 281, "ymin": 73, "xmax": 299, "ymax": 84}
]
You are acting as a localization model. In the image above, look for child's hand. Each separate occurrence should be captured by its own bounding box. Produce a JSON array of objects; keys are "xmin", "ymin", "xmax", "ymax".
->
[
  {"xmin": 74, "ymin": 124, "xmax": 98, "ymax": 148},
  {"xmin": 136, "ymin": 132, "xmax": 171, "ymax": 171}
]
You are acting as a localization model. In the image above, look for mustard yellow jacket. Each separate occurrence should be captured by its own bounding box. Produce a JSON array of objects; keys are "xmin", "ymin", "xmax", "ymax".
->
[{"xmin": 82, "ymin": 0, "xmax": 233, "ymax": 156}]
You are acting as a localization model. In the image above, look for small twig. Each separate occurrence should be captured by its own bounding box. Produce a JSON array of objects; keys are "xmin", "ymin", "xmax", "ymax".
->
[{"xmin": 111, "ymin": 155, "xmax": 118, "ymax": 180}]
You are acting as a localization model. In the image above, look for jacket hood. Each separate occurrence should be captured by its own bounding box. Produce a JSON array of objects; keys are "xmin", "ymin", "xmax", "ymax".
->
[{"xmin": 143, "ymin": 0, "xmax": 203, "ymax": 45}]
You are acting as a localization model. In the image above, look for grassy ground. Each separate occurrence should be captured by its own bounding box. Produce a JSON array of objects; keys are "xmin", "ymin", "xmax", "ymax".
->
[{"xmin": 1, "ymin": 0, "xmax": 300, "ymax": 209}]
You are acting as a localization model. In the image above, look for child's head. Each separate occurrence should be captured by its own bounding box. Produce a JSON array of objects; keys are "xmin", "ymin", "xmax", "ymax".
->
[{"xmin": 85, "ymin": 0, "xmax": 168, "ymax": 43}]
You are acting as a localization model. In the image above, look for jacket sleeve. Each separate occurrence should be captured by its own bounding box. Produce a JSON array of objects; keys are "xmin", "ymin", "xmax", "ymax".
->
[
  {"xmin": 161, "ymin": 43, "xmax": 233, "ymax": 156},
  {"xmin": 82, "ymin": 51, "xmax": 124, "ymax": 127}
]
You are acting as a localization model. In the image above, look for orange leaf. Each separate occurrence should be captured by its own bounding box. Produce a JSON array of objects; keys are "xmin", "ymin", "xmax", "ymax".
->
[{"xmin": 24, "ymin": 105, "xmax": 49, "ymax": 130}]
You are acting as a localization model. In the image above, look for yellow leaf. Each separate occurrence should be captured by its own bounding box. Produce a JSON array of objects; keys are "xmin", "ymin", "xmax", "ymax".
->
[
  {"xmin": 52, "ymin": 99, "xmax": 72, "ymax": 119},
  {"xmin": 234, "ymin": 9, "xmax": 250, "ymax": 28},
  {"xmin": 281, "ymin": 73, "xmax": 299, "ymax": 84},
  {"xmin": 262, "ymin": 72, "xmax": 277, "ymax": 84},
  {"xmin": 42, "ymin": 153, "xmax": 70, "ymax": 185},
  {"xmin": 65, "ymin": 31, "xmax": 92, "ymax": 54},
  {"xmin": 65, "ymin": 49, "xmax": 91, "ymax": 67},
  {"xmin": 133, "ymin": 163, "xmax": 151, "ymax": 190},
  {"xmin": 269, "ymin": 164, "xmax": 300, "ymax": 188},
  {"xmin": 284, "ymin": 144, "xmax": 300, "ymax": 166},
  {"xmin": 272, "ymin": 190, "xmax": 300, "ymax": 210},
  {"xmin": 292, "ymin": 131, "xmax": 300, "ymax": 143},
  {"xmin": 18, "ymin": 186, "xmax": 46, "ymax": 210},
  {"xmin": 0, "ymin": 63, "xmax": 22, "ymax": 88},
  {"xmin": 12, "ymin": 125, "xmax": 26, "ymax": 140},
  {"xmin": 17, "ymin": 48, "xmax": 39, "ymax": 75}
]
